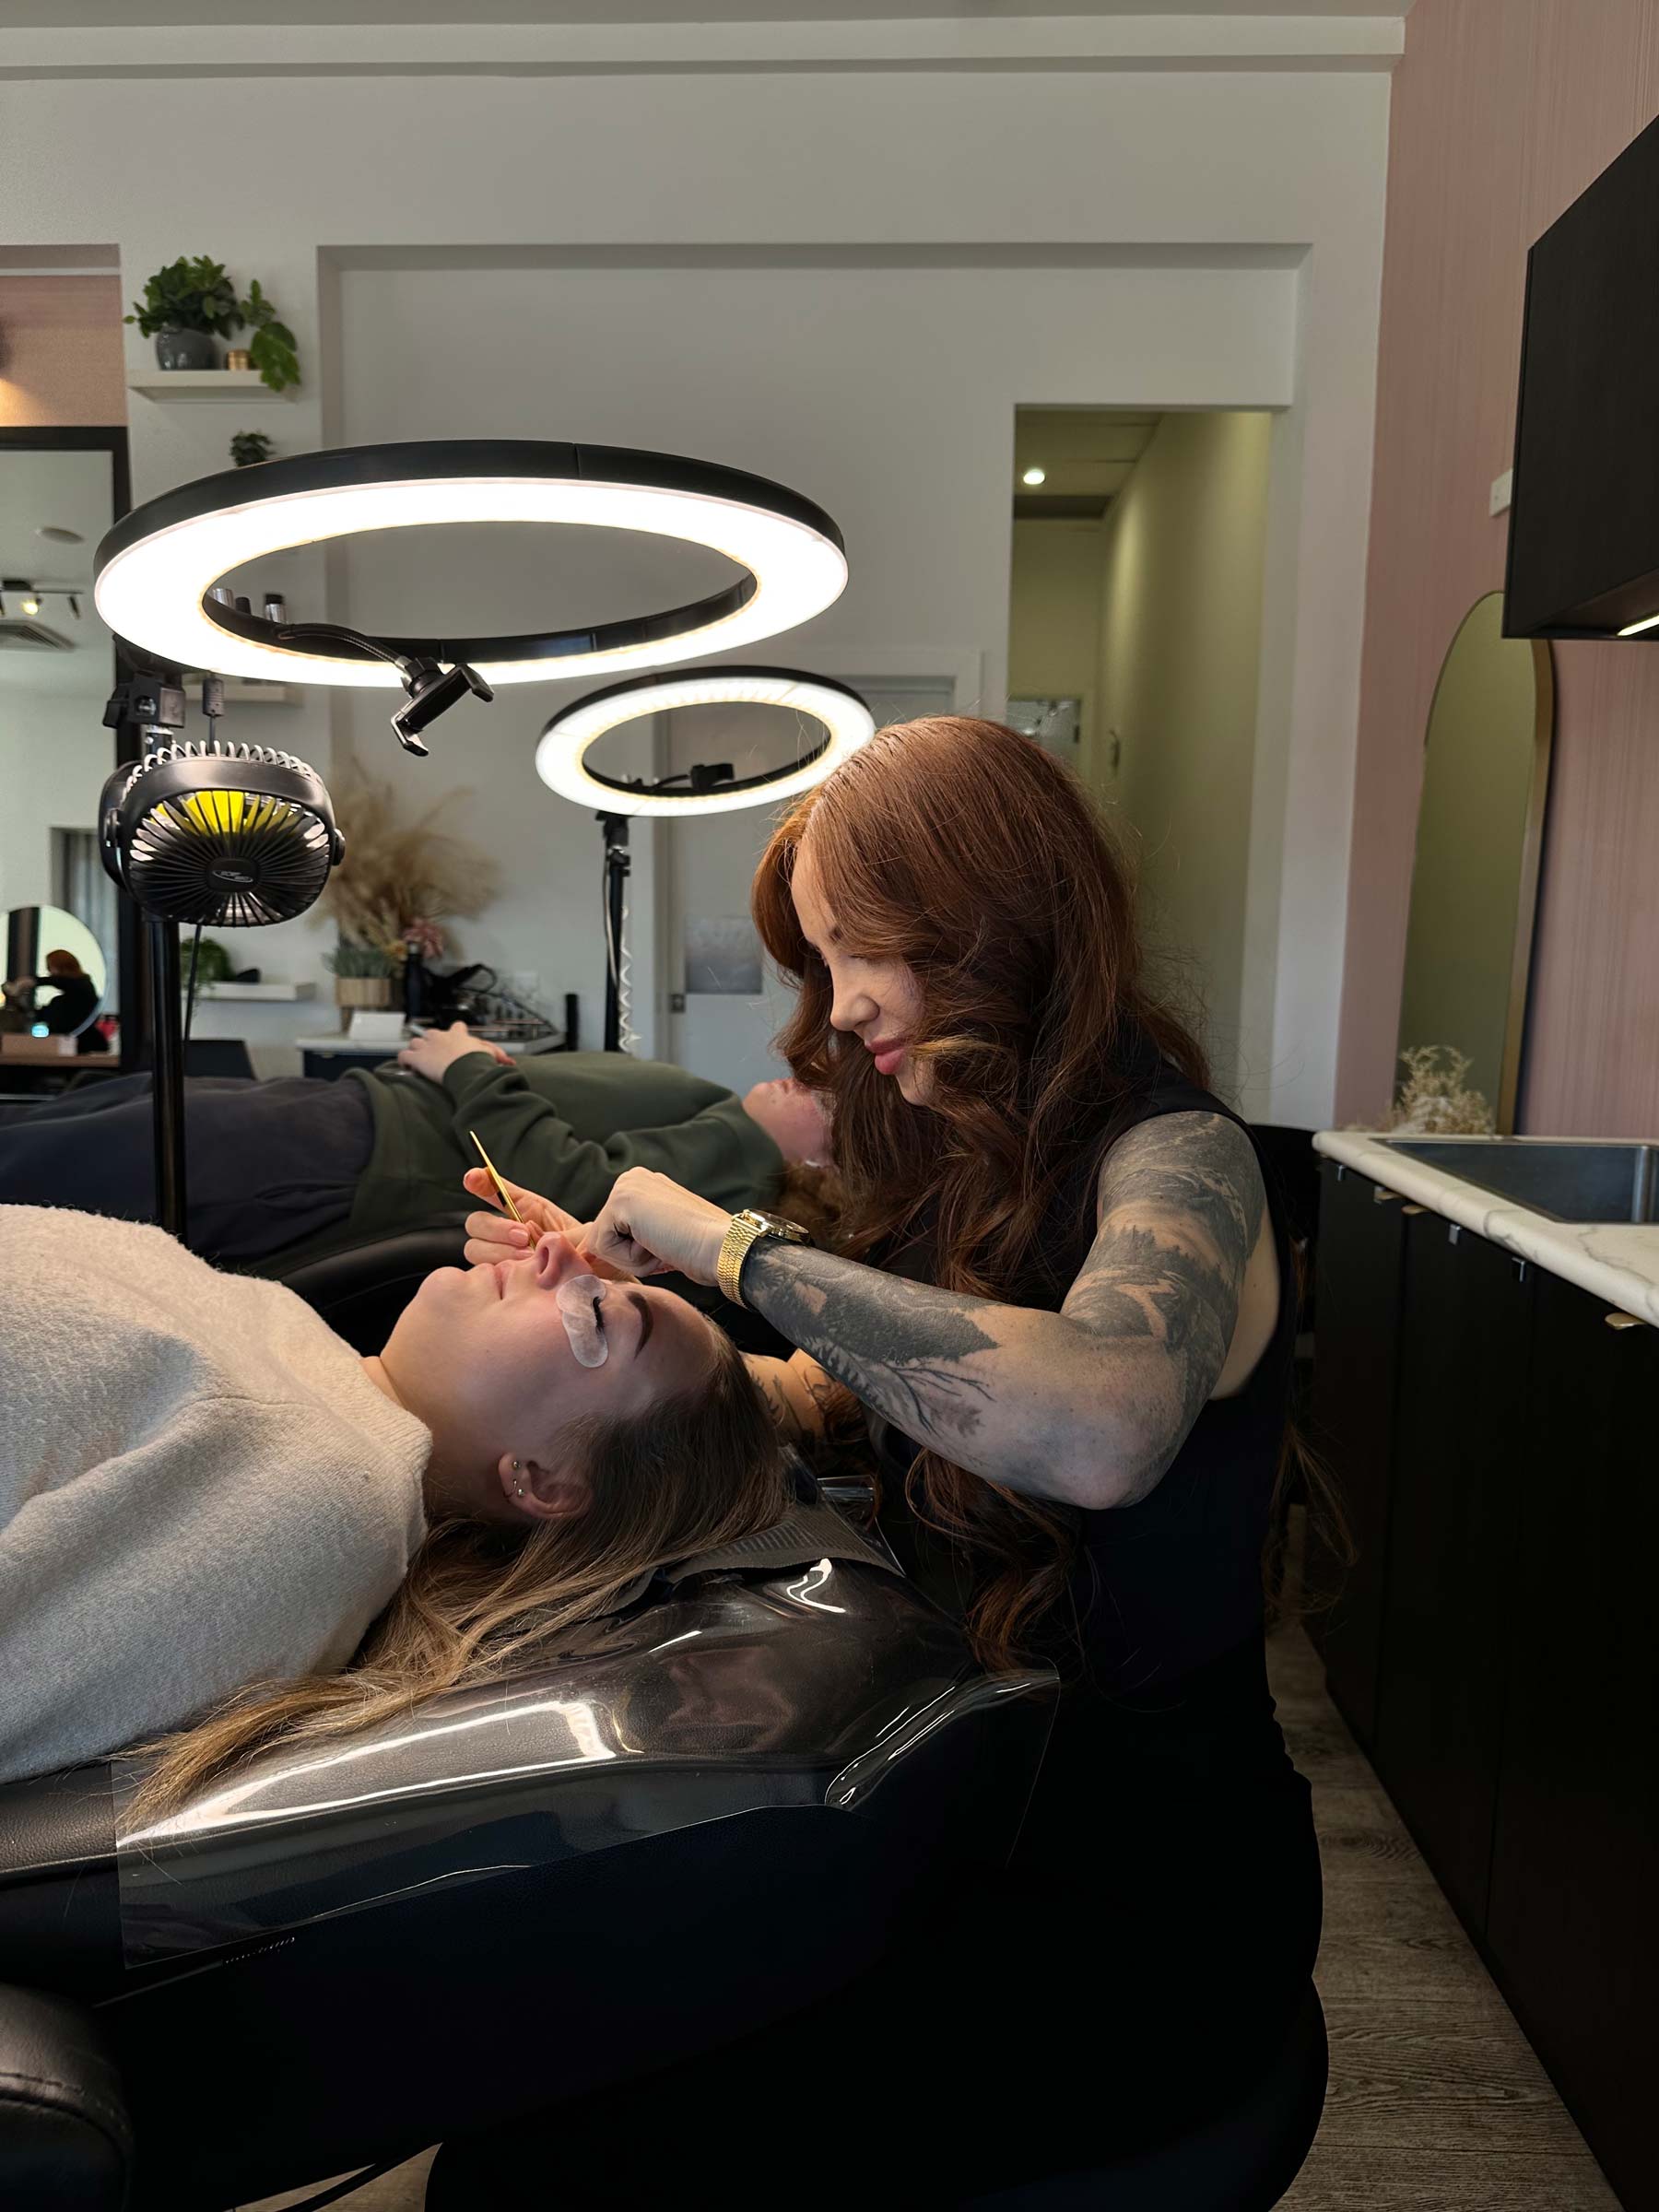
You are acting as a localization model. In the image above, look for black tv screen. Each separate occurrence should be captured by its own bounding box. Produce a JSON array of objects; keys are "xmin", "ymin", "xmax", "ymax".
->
[{"xmin": 1505, "ymin": 110, "xmax": 1659, "ymax": 639}]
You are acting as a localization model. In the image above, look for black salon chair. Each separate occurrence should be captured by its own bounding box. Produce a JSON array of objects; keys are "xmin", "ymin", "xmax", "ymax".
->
[{"xmin": 0, "ymin": 1492, "xmax": 1055, "ymax": 2210}]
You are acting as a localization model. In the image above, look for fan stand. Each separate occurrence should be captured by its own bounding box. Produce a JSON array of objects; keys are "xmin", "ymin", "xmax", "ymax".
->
[{"xmin": 147, "ymin": 912, "xmax": 189, "ymax": 1240}]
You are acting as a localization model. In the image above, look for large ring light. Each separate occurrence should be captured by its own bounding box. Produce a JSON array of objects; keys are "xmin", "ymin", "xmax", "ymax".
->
[
  {"xmin": 93, "ymin": 441, "xmax": 847, "ymax": 691},
  {"xmin": 536, "ymin": 665, "xmax": 875, "ymax": 818}
]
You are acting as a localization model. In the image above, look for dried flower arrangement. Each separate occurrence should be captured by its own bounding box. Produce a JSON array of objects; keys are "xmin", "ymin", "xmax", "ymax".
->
[
  {"xmin": 315, "ymin": 759, "xmax": 499, "ymax": 971},
  {"xmin": 1378, "ymin": 1044, "xmax": 1496, "ymax": 1136}
]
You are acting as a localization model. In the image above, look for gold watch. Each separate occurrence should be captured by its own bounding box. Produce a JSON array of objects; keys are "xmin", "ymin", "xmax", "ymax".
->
[{"xmin": 717, "ymin": 1207, "xmax": 814, "ymax": 1309}]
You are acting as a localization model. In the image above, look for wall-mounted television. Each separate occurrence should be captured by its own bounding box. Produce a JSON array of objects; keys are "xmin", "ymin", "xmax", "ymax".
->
[{"xmin": 1505, "ymin": 112, "xmax": 1659, "ymax": 641}]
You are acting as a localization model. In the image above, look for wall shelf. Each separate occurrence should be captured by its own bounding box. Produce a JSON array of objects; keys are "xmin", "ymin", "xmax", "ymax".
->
[
  {"xmin": 192, "ymin": 982, "xmax": 316, "ymax": 1002},
  {"xmin": 126, "ymin": 370, "xmax": 293, "ymax": 404}
]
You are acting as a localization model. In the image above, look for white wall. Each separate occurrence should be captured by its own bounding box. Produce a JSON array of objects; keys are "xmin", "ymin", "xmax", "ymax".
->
[
  {"xmin": 1096, "ymin": 410, "xmax": 1274, "ymax": 1095},
  {"xmin": 1007, "ymin": 520, "xmax": 1105, "ymax": 761},
  {"xmin": 0, "ymin": 26, "xmax": 1394, "ymax": 1118}
]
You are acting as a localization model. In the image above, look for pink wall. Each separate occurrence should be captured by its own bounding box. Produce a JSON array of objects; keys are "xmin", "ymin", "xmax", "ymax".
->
[
  {"xmin": 1337, "ymin": 0, "xmax": 1659, "ymax": 1135},
  {"xmin": 0, "ymin": 275, "xmax": 125, "ymax": 428}
]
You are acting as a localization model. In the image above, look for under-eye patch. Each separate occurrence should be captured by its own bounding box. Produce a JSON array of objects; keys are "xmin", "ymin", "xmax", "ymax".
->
[{"xmin": 556, "ymin": 1274, "xmax": 610, "ymax": 1368}]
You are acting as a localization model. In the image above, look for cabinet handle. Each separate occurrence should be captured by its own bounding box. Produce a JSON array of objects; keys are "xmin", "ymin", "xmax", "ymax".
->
[
  {"xmin": 1605, "ymin": 1312, "xmax": 1647, "ymax": 1332},
  {"xmin": 1371, "ymin": 1186, "xmax": 1402, "ymax": 1204},
  {"xmin": 1401, "ymin": 1203, "xmax": 1428, "ymax": 1216}
]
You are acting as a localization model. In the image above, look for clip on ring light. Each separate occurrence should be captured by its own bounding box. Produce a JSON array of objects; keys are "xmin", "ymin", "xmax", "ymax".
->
[
  {"xmin": 92, "ymin": 440, "xmax": 850, "ymax": 756},
  {"xmin": 536, "ymin": 666, "xmax": 875, "ymax": 1053}
]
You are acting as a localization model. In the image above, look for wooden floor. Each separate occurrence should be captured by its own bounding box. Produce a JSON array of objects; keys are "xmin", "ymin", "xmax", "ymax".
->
[{"xmin": 243, "ymin": 1624, "xmax": 1619, "ymax": 2212}]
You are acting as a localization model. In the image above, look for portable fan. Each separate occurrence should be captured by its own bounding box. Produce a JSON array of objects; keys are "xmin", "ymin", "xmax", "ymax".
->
[
  {"xmin": 100, "ymin": 742, "xmax": 343, "ymax": 929},
  {"xmin": 98, "ymin": 738, "xmax": 344, "ymax": 1242}
]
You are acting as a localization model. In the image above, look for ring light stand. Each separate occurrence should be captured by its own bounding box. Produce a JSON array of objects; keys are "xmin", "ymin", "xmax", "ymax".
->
[{"xmin": 537, "ymin": 668, "xmax": 877, "ymax": 1053}]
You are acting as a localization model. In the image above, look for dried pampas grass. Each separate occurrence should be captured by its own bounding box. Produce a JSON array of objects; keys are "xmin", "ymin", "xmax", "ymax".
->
[
  {"xmin": 1380, "ymin": 1044, "xmax": 1496, "ymax": 1136},
  {"xmin": 316, "ymin": 758, "xmax": 499, "ymax": 960}
]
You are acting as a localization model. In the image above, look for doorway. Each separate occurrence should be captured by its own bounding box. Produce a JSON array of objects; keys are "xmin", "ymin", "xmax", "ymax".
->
[{"xmin": 1007, "ymin": 406, "xmax": 1273, "ymax": 1096}]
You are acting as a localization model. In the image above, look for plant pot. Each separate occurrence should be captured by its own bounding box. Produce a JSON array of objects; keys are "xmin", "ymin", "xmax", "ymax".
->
[
  {"xmin": 335, "ymin": 975, "xmax": 396, "ymax": 1030},
  {"xmin": 154, "ymin": 328, "xmax": 219, "ymax": 371}
]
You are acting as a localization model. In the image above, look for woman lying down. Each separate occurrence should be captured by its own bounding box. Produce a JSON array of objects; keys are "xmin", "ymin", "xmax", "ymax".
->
[{"xmin": 0, "ymin": 1201, "xmax": 784, "ymax": 1797}]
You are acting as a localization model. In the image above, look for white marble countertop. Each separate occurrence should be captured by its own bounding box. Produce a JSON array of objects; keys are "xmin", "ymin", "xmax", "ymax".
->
[{"xmin": 1313, "ymin": 1130, "xmax": 1659, "ymax": 1328}]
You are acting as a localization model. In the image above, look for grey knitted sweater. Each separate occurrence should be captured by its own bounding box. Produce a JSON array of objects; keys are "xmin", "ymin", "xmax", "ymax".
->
[{"xmin": 0, "ymin": 1206, "xmax": 429, "ymax": 1783}]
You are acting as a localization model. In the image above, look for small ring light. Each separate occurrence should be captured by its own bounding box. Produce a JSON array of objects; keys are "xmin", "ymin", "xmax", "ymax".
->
[
  {"xmin": 93, "ymin": 440, "xmax": 848, "ymax": 692},
  {"xmin": 536, "ymin": 666, "xmax": 876, "ymax": 818}
]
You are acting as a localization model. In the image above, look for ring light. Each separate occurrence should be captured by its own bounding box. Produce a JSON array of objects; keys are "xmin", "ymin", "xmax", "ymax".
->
[
  {"xmin": 93, "ymin": 441, "xmax": 848, "ymax": 692},
  {"xmin": 535, "ymin": 665, "xmax": 875, "ymax": 818}
]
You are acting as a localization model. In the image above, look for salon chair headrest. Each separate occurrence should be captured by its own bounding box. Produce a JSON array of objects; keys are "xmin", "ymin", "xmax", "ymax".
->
[{"xmin": 663, "ymin": 1482, "xmax": 898, "ymax": 1587}]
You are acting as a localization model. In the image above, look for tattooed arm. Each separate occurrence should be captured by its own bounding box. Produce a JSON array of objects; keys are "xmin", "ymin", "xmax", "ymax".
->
[
  {"xmin": 739, "ymin": 1112, "xmax": 1267, "ymax": 1510},
  {"xmin": 744, "ymin": 1349, "xmax": 846, "ymax": 1454}
]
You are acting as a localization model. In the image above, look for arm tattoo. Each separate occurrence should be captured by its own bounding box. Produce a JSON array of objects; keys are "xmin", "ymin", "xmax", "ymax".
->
[
  {"xmin": 1062, "ymin": 1112, "xmax": 1265, "ymax": 1500},
  {"xmin": 742, "ymin": 1110, "xmax": 1267, "ymax": 1510},
  {"xmin": 743, "ymin": 1243, "xmax": 999, "ymax": 1448}
]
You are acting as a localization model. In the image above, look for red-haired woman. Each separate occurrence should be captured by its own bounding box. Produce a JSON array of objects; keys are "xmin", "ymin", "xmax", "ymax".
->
[{"xmin": 453, "ymin": 718, "xmax": 1321, "ymax": 2204}]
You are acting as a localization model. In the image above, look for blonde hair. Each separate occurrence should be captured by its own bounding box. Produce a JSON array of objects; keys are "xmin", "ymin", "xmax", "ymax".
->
[{"xmin": 131, "ymin": 1327, "xmax": 785, "ymax": 1822}]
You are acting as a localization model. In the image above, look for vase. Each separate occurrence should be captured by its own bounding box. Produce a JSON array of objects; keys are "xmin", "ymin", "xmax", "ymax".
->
[
  {"xmin": 335, "ymin": 975, "xmax": 395, "ymax": 1030},
  {"xmin": 154, "ymin": 328, "xmax": 218, "ymax": 371}
]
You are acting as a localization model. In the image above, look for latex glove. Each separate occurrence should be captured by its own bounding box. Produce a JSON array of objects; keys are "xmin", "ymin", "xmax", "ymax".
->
[
  {"xmin": 397, "ymin": 1021, "xmax": 512, "ymax": 1084},
  {"xmin": 584, "ymin": 1167, "xmax": 732, "ymax": 1287}
]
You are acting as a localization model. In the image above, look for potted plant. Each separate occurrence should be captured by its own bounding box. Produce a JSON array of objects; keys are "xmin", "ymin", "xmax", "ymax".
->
[
  {"xmin": 126, "ymin": 260, "xmax": 301, "ymax": 391},
  {"xmin": 229, "ymin": 430, "xmax": 275, "ymax": 468},
  {"xmin": 315, "ymin": 762, "xmax": 499, "ymax": 1027},
  {"xmin": 124, "ymin": 255, "xmax": 239, "ymax": 371},
  {"xmin": 324, "ymin": 939, "xmax": 400, "ymax": 1024}
]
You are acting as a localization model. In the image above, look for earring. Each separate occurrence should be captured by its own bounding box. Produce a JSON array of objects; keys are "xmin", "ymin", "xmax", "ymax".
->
[{"xmin": 512, "ymin": 1456, "xmax": 524, "ymax": 1499}]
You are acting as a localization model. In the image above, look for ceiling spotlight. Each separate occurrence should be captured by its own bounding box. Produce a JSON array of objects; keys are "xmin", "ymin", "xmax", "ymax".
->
[
  {"xmin": 18, "ymin": 591, "xmax": 41, "ymax": 619},
  {"xmin": 94, "ymin": 439, "xmax": 849, "ymax": 692},
  {"xmin": 1021, "ymin": 467, "xmax": 1046, "ymax": 488}
]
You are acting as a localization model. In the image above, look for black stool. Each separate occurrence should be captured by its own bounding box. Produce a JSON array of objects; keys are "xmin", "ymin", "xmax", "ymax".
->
[{"xmin": 958, "ymin": 1983, "xmax": 1328, "ymax": 2211}]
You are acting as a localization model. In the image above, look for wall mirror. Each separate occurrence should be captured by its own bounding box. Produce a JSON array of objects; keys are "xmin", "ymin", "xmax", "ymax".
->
[
  {"xmin": 0, "ymin": 428, "xmax": 129, "ymax": 1056},
  {"xmin": 1, "ymin": 903, "xmax": 108, "ymax": 1041},
  {"xmin": 1395, "ymin": 589, "xmax": 1554, "ymax": 1132}
]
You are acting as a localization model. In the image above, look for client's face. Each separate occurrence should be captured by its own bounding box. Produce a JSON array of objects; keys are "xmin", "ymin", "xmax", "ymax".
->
[{"xmin": 381, "ymin": 1232, "xmax": 718, "ymax": 1520}]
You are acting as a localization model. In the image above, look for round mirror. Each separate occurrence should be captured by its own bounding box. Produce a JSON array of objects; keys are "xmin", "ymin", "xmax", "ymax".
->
[
  {"xmin": 1395, "ymin": 592, "xmax": 1554, "ymax": 1132},
  {"xmin": 1, "ymin": 904, "xmax": 108, "ymax": 1041}
]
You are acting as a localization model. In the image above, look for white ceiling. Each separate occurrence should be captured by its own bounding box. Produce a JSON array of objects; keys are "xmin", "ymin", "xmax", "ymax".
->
[
  {"xmin": 0, "ymin": 0, "xmax": 1415, "ymax": 21},
  {"xmin": 1014, "ymin": 407, "xmax": 1160, "ymax": 512}
]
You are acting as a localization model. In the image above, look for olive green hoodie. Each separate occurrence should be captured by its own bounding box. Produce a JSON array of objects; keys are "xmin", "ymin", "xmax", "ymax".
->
[{"xmin": 336, "ymin": 1048, "xmax": 783, "ymax": 1243}]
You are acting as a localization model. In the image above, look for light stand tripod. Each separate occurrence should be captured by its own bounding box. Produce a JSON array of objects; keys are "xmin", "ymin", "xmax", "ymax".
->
[{"xmin": 594, "ymin": 761, "xmax": 734, "ymax": 1054}]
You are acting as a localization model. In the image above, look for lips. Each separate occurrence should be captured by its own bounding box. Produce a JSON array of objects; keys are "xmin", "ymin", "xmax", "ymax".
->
[{"xmin": 865, "ymin": 1038, "xmax": 907, "ymax": 1077}]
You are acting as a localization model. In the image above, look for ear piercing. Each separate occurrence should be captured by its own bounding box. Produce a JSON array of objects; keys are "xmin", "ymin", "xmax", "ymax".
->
[{"xmin": 512, "ymin": 1456, "xmax": 524, "ymax": 1499}]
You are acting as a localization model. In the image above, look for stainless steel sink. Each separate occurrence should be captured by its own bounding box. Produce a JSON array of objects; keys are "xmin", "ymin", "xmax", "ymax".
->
[{"xmin": 1383, "ymin": 1139, "xmax": 1659, "ymax": 1224}]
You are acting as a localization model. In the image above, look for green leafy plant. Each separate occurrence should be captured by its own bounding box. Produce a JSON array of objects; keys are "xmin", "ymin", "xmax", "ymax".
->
[
  {"xmin": 181, "ymin": 935, "xmax": 234, "ymax": 987},
  {"xmin": 124, "ymin": 255, "xmax": 240, "ymax": 339},
  {"xmin": 324, "ymin": 939, "xmax": 399, "ymax": 980},
  {"xmin": 236, "ymin": 277, "xmax": 300, "ymax": 394},
  {"xmin": 229, "ymin": 429, "xmax": 275, "ymax": 469}
]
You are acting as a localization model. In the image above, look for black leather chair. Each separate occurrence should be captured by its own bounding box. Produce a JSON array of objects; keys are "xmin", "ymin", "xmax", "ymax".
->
[{"xmin": 0, "ymin": 1498, "xmax": 1055, "ymax": 2210}]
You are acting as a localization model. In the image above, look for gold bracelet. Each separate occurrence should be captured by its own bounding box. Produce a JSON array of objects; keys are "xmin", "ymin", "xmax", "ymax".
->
[{"xmin": 716, "ymin": 1214, "xmax": 765, "ymax": 1308}]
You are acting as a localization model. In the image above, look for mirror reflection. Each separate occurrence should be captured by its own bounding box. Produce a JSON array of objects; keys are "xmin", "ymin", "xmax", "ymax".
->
[
  {"xmin": 0, "ymin": 436, "xmax": 124, "ymax": 1055},
  {"xmin": 1, "ymin": 904, "xmax": 108, "ymax": 1042},
  {"xmin": 1395, "ymin": 591, "xmax": 1554, "ymax": 1133}
]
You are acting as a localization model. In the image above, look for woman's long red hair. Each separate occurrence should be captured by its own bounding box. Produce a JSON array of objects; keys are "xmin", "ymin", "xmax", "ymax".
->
[{"xmin": 753, "ymin": 717, "xmax": 1209, "ymax": 1665}]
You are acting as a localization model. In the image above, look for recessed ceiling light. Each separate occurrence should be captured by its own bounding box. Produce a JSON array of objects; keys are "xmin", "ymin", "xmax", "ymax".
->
[
  {"xmin": 1021, "ymin": 466, "xmax": 1046, "ymax": 488},
  {"xmin": 38, "ymin": 525, "xmax": 84, "ymax": 545},
  {"xmin": 18, "ymin": 591, "xmax": 41, "ymax": 618}
]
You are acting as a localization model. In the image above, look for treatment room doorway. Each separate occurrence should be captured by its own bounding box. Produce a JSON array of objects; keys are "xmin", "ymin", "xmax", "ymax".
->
[{"xmin": 1006, "ymin": 406, "xmax": 1274, "ymax": 1100}]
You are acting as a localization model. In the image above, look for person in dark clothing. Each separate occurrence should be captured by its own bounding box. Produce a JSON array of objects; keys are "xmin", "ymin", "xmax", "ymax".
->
[
  {"xmin": 441, "ymin": 719, "xmax": 1322, "ymax": 2208},
  {"xmin": 2, "ymin": 948, "xmax": 101, "ymax": 1039},
  {"xmin": 0, "ymin": 1021, "xmax": 830, "ymax": 1265}
]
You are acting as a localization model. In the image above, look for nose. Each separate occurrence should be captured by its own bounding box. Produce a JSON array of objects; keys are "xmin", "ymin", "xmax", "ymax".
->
[
  {"xmin": 533, "ymin": 1230, "xmax": 585, "ymax": 1289},
  {"xmin": 828, "ymin": 975, "xmax": 875, "ymax": 1035}
]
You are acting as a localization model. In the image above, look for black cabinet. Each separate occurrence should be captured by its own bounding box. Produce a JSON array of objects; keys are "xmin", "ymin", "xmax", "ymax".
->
[
  {"xmin": 1308, "ymin": 1161, "xmax": 1407, "ymax": 1747},
  {"xmin": 1487, "ymin": 1270, "xmax": 1659, "ymax": 2212},
  {"xmin": 1373, "ymin": 1215, "xmax": 1534, "ymax": 1934}
]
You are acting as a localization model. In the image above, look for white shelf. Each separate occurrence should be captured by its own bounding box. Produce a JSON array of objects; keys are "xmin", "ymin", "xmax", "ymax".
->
[
  {"xmin": 192, "ymin": 982, "xmax": 316, "ymax": 1002},
  {"xmin": 126, "ymin": 370, "xmax": 293, "ymax": 404}
]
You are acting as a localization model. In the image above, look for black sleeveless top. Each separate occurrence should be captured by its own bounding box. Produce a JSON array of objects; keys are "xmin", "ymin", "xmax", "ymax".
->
[{"xmin": 866, "ymin": 1030, "xmax": 1304, "ymax": 1833}]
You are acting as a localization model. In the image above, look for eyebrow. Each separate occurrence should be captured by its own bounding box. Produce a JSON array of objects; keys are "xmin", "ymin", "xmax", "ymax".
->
[{"xmin": 625, "ymin": 1289, "xmax": 653, "ymax": 1359}]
